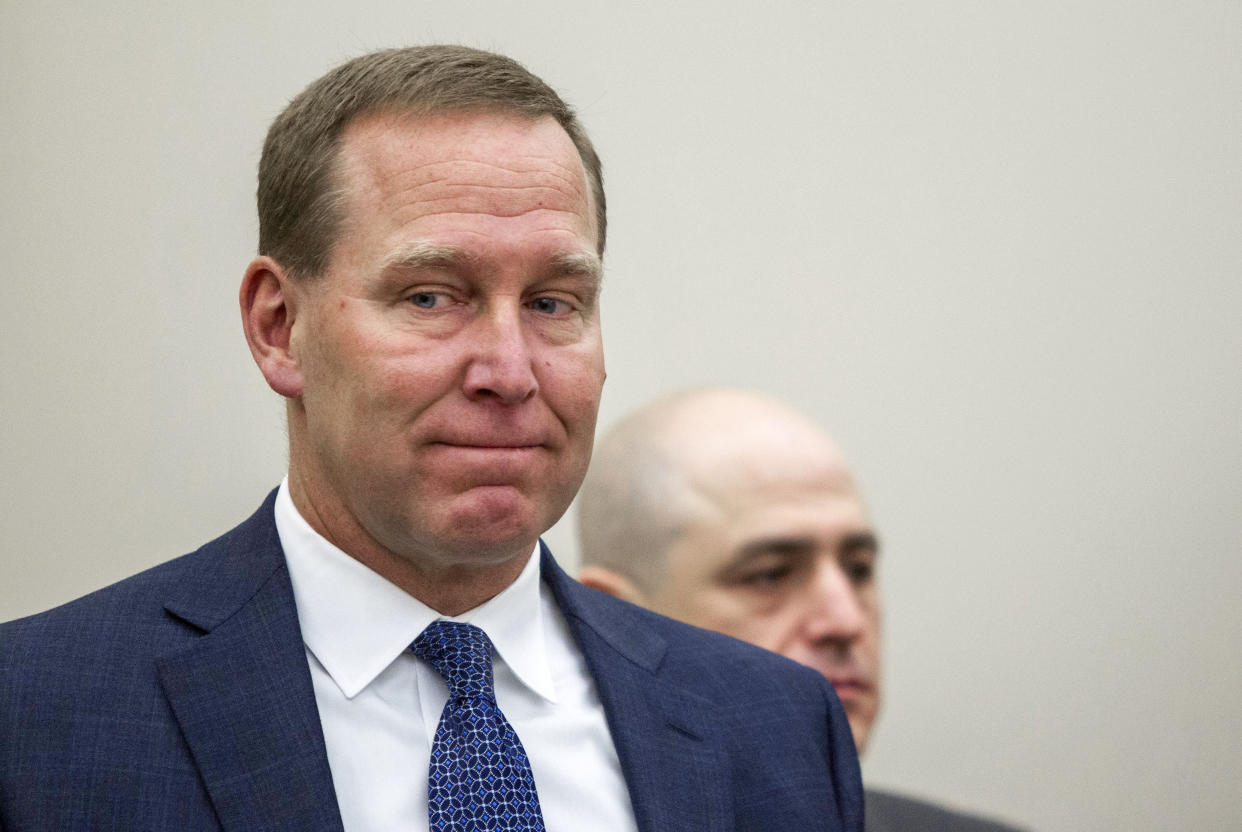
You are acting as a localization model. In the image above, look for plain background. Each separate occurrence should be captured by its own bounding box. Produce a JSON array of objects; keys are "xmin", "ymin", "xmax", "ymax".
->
[{"xmin": 3, "ymin": 2, "xmax": 1239, "ymax": 829}]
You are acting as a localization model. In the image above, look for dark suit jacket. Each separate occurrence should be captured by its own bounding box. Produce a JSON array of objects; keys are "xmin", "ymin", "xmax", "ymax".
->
[
  {"xmin": 1, "ymin": 491, "xmax": 863, "ymax": 831},
  {"xmin": 865, "ymin": 789, "xmax": 1026, "ymax": 832}
]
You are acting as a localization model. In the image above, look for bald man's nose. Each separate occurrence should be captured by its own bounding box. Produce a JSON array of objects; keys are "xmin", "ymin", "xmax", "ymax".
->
[{"xmin": 800, "ymin": 561, "xmax": 866, "ymax": 644}]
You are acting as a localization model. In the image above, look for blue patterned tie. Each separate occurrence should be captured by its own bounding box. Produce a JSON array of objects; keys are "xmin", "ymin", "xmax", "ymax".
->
[{"xmin": 412, "ymin": 621, "xmax": 546, "ymax": 832}]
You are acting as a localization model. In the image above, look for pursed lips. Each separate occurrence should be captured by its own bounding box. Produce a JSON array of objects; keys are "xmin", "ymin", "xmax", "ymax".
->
[
  {"xmin": 424, "ymin": 439, "xmax": 552, "ymax": 465},
  {"xmin": 423, "ymin": 442, "xmax": 548, "ymax": 484},
  {"xmin": 430, "ymin": 439, "xmax": 546, "ymax": 450}
]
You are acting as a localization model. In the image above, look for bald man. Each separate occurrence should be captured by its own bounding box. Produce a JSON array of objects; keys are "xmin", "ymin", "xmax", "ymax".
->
[{"xmin": 578, "ymin": 388, "xmax": 1025, "ymax": 832}]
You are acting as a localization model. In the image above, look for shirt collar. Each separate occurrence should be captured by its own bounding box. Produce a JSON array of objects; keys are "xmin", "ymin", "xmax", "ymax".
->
[{"xmin": 275, "ymin": 478, "xmax": 557, "ymax": 703}]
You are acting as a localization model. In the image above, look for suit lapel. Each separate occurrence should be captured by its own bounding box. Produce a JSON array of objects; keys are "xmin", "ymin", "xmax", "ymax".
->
[
  {"xmin": 149, "ymin": 505, "xmax": 734, "ymax": 831},
  {"xmin": 155, "ymin": 493, "xmax": 344, "ymax": 832},
  {"xmin": 542, "ymin": 546, "xmax": 734, "ymax": 832}
]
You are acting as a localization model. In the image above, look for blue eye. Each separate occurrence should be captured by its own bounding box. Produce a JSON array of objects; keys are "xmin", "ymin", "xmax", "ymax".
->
[
  {"xmin": 410, "ymin": 292, "xmax": 439, "ymax": 309},
  {"xmin": 529, "ymin": 297, "xmax": 567, "ymax": 315}
]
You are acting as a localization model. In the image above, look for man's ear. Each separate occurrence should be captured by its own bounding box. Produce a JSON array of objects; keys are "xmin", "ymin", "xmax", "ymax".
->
[
  {"xmin": 578, "ymin": 566, "xmax": 648, "ymax": 607},
  {"xmin": 240, "ymin": 256, "xmax": 304, "ymax": 398}
]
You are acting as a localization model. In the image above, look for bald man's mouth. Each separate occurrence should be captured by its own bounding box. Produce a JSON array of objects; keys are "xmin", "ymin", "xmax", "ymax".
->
[{"xmin": 825, "ymin": 675, "xmax": 872, "ymax": 703}]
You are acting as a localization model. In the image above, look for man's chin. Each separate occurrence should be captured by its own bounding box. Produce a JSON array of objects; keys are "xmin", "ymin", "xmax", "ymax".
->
[
  {"xmin": 849, "ymin": 719, "xmax": 871, "ymax": 753},
  {"xmin": 432, "ymin": 488, "xmax": 545, "ymax": 554}
]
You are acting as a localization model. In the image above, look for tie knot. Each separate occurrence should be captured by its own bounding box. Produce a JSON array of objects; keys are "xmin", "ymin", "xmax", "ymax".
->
[{"xmin": 412, "ymin": 621, "xmax": 496, "ymax": 702}]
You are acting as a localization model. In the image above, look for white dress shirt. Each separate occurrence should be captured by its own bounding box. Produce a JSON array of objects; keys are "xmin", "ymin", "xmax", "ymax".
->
[{"xmin": 275, "ymin": 480, "xmax": 639, "ymax": 832}]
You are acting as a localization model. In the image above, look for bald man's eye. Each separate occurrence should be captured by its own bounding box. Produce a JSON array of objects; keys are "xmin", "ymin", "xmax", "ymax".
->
[
  {"xmin": 736, "ymin": 563, "xmax": 796, "ymax": 588},
  {"xmin": 843, "ymin": 557, "xmax": 874, "ymax": 585}
]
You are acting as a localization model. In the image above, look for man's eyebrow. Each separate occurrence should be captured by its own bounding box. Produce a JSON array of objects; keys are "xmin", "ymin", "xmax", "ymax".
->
[
  {"xmin": 730, "ymin": 531, "xmax": 880, "ymax": 564},
  {"xmin": 377, "ymin": 245, "xmax": 602, "ymax": 286},
  {"xmin": 840, "ymin": 531, "xmax": 880, "ymax": 557},
  {"xmin": 549, "ymin": 251, "xmax": 604, "ymax": 284},
  {"xmin": 735, "ymin": 537, "xmax": 817, "ymax": 561},
  {"xmin": 380, "ymin": 243, "xmax": 475, "ymax": 274}
]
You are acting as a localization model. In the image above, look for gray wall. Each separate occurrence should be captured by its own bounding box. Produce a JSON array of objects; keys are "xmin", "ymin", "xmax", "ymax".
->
[{"xmin": 3, "ymin": 2, "xmax": 1239, "ymax": 829}]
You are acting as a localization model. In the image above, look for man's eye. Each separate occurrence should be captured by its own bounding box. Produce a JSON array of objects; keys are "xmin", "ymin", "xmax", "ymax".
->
[
  {"xmin": 409, "ymin": 292, "xmax": 441, "ymax": 309},
  {"xmin": 738, "ymin": 565, "xmax": 794, "ymax": 587},
  {"xmin": 845, "ymin": 561, "xmax": 874, "ymax": 584},
  {"xmin": 528, "ymin": 297, "xmax": 569, "ymax": 315}
]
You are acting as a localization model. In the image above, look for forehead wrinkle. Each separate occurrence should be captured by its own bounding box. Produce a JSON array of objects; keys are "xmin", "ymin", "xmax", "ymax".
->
[
  {"xmin": 410, "ymin": 154, "xmax": 585, "ymax": 188},
  {"xmin": 336, "ymin": 124, "xmax": 597, "ymax": 251},
  {"xmin": 338, "ymin": 166, "xmax": 589, "ymax": 239},
  {"xmin": 394, "ymin": 224, "xmax": 595, "ymax": 256},
  {"xmin": 374, "ymin": 157, "xmax": 586, "ymax": 204},
  {"xmin": 337, "ymin": 110, "xmax": 589, "ymax": 196},
  {"xmin": 373, "ymin": 175, "xmax": 593, "ymax": 230},
  {"xmin": 477, "ymin": 158, "xmax": 583, "ymax": 195},
  {"xmin": 401, "ymin": 191, "xmax": 586, "ymax": 220}
]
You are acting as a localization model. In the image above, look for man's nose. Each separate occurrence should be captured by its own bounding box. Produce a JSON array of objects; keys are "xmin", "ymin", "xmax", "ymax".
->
[
  {"xmin": 462, "ymin": 304, "xmax": 539, "ymax": 404},
  {"xmin": 801, "ymin": 561, "xmax": 866, "ymax": 644}
]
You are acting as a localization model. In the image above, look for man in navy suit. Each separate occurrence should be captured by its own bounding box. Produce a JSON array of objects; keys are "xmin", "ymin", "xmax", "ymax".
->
[
  {"xmin": 0, "ymin": 47, "xmax": 862, "ymax": 830},
  {"xmin": 578, "ymin": 387, "xmax": 1027, "ymax": 832}
]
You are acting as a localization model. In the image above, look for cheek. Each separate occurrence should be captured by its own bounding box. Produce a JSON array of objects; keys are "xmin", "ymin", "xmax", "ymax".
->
[
  {"xmin": 371, "ymin": 353, "xmax": 442, "ymax": 404},
  {"xmin": 297, "ymin": 337, "xmax": 355, "ymax": 425},
  {"xmin": 537, "ymin": 346, "xmax": 605, "ymax": 424},
  {"xmin": 858, "ymin": 610, "xmax": 882, "ymax": 664},
  {"xmin": 298, "ymin": 314, "xmax": 377, "ymax": 395},
  {"xmin": 344, "ymin": 330, "xmax": 464, "ymax": 411},
  {"xmin": 732, "ymin": 609, "xmax": 803, "ymax": 653},
  {"xmin": 684, "ymin": 589, "xmax": 792, "ymax": 650}
]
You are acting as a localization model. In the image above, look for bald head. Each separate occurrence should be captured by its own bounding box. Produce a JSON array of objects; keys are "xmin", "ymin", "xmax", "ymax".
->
[
  {"xmin": 577, "ymin": 388, "xmax": 883, "ymax": 750},
  {"xmin": 579, "ymin": 388, "xmax": 858, "ymax": 588}
]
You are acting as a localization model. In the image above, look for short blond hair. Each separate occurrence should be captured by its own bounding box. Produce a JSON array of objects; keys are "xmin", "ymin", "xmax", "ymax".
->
[{"xmin": 257, "ymin": 45, "xmax": 606, "ymax": 278}]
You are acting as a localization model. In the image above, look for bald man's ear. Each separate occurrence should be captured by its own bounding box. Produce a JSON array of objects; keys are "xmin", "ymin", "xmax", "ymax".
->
[
  {"xmin": 578, "ymin": 566, "xmax": 649, "ymax": 608},
  {"xmin": 240, "ymin": 256, "xmax": 304, "ymax": 399}
]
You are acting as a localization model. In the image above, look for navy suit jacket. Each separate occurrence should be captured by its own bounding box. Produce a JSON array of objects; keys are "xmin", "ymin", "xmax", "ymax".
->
[
  {"xmin": 865, "ymin": 789, "xmax": 1026, "ymax": 832},
  {"xmin": 1, "ymin": 492, "xmax": 863, "ymax": 831}
]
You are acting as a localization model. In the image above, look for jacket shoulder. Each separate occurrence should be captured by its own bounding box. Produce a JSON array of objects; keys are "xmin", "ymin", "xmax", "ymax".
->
[
  {"xmin": 0, "ymin": 491, "xmax": 290, "ymax": 829},
  {"xmin": 865, "ymin": 789, "xmax": 1027, "ymax": 832},
  {"xmin": 548, "ymin": 560, "xmax": 864, "ymax": 830},
  {"xmin": 1, "ymin": 491, "xmax": 282, "ymax": 671}
]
